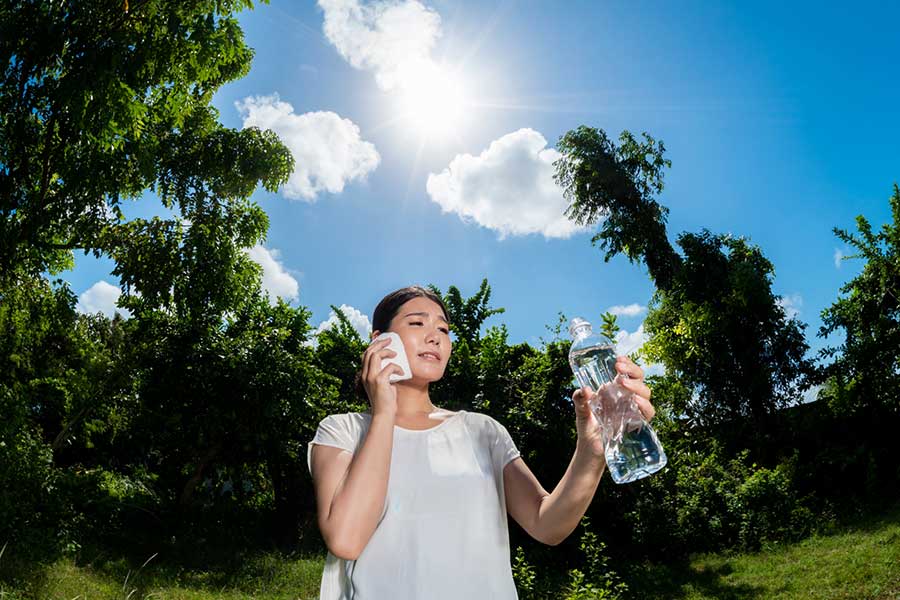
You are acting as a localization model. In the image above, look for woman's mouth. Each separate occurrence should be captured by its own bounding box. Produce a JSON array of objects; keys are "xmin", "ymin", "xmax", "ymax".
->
[{"xmin": 419, "ymin": 352, "xmax": 441, "ymax": 362}]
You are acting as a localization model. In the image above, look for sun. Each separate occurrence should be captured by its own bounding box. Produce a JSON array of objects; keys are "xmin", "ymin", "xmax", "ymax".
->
[{"xmin": 394, "ymin": 59, "xmax": 468, "ymax": 139}]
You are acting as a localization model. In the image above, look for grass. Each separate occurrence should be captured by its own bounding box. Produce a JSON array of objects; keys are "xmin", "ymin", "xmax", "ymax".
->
[
  {"xmin": 0, "ymin": 548, "xmax": 326, "ymax": 600},
  {"xmin": 624, "ymin": 503, "xmax": 900, "ymax": 599},
  {"xmin": 1, "ymin": 504, "xmax": 898, "ymax": 599}
]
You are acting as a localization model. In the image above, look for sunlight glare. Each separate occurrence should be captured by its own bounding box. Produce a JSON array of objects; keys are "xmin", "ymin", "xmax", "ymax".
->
[{"xmin": 395, "ymin": 60, "xmax": 468, "ymax": 138}]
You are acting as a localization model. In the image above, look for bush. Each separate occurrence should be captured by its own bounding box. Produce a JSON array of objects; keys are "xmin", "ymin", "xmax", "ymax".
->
[
  {"xmin": 511, "ymin": 546, "xmax": 538, "ymax": 599},
  {"xmin": 561, "ymin": 518, "xmax": 627, "ymax": 600},
  {"xmin": 623, "ymin": 443, "xmax": 818, "ymax": 555},
  {"xmin": 0, "ymin": 425, "xmax": 72, "ymax": 559},
  {"xmin": 734, "ymin": 455, "xmax": 815, "ymax": 548}
]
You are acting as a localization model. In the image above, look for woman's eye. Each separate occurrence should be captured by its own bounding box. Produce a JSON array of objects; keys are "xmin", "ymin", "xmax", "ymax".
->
[{"xmin": 440, "ymin": 328, "xmax": 450, "ymax": 334}]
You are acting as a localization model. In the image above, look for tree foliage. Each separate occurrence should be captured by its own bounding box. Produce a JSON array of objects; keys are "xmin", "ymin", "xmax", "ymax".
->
[
  {"xmin": 0, "ymin": 0, "xmax": 311, "ymax": 553},
  {"xmin": 643, "ymin": 230, "xmax": 813, "ymax": 428},
  {"xmin": 555, "ymin": 126, "xmax": 681, "ymax": 291},
  {"xmin": 555, "ymin": 126, "xmax": 814, "ymax": 430},
  {"xmin": 0, "ymin": 0, "xmax": 292, "ymax": 279},
  {"xmin": 819, "ymin": 184, "xmax": 900, "ymax": 415}
]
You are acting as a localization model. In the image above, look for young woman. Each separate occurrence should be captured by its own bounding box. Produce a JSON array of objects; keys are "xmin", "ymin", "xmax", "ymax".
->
[{"xmin": 307, "ymin": 285, "xmax": 656, "ymax": 599}]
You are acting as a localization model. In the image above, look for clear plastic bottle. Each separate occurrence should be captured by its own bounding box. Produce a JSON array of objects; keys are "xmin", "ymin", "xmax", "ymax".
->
[{"xmin": 568, "ymin": 317, "xmax": 667, "ymax": 483}]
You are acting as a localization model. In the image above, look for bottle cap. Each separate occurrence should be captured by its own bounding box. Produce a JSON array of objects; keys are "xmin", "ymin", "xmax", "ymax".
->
[{"xmin": 568, "ymin": 317, "xmax": 592, "ymax": 340}]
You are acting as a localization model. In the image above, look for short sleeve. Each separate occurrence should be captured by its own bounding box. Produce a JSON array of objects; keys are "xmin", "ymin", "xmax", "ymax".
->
[
  {"xmin": 490, "ymin": 418, "xmax": 521, "ymax": 471},
  {"xmin": 307, "ymin": 414, "xmax": 358, "ymax": 476}
]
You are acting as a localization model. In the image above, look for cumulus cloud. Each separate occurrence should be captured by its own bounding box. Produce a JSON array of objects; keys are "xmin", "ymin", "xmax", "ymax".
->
[
  {"xmin": 611, "ymin": 323, "xmax": 665, "ymax": 378},
  {"xmin": 318, "ymin": 0, "xmax": 442, "ymax": 91},
  {"xmin": 236, "ymin": 94, "xmax": 380, "ymax": 201},
  {"xmin": 833, "ymin": 248, "xmax": 845, "ymax": 269},
  {"xmin": 615, "ymin": 323, "xmax": 649, "ymax": 356},
  {"xmin": 777, "ymin": 293, "xmax": 803, "ymax": 319},
  {"xmin": 801, "ymin": 384, "xmax": 822, "ymax": 404},
  {"xmin": 314, "ymin": 304, "xmax": 373, "ymax": 341},
  {"xmin": 607, "ymin": 303, "xmax": 647, "ymax": 318},
  {"xmin": 245, "ymin": 245, "xmax": 300, "ymax": 304},
  {"xmin": 76, "ymin": 280, "xmax": 130, "ymax": 318},
  {"xmin": 426, "ymin": 129, "xmax": 587, "ymax": 239}
]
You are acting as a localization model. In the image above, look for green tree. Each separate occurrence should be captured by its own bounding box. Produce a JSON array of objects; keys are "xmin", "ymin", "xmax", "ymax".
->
[
  {"xmin": 555, "ymin": 127, "xmax": 681, "ymax": 291},
  {"xmin": 0, "ymin": 0, "xmax": 320, "ymax": 552},
  {"xmin": 819, "ymin": 184, "xmax": 900, "ymax": 415},
  {"xmin": 0, "ymin": 0, "xmax": 292, "ymax": 279},
  {"xmin": 642, "ymin": 231, "xmax": 813, "ymax": 429},
  {"xmin": 598, "ymin": 312, "xmax": 620, "ymax": 344},
  {"xmin": 554, "ymin": 126, "xmax": 814, "ymax": 430},
  {"xmin": 313, "ymin": 305, "xmax": 370, "ymax": 412},
  {"xmin": 428, "ymin": 279, "xmax": 506, "ymax": 410}
]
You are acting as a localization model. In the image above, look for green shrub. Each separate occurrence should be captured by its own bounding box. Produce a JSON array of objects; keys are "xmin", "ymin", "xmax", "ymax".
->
[
  {"xmin": 0, "ymin": 425, "xmax": 71, "ymax": 559},
  {"xmin": 623, "ymin": 443, "xmax": 817, "ymax": 555},
  {"xmin": 511, "ymin": 546, "xmax": 537, "ymax": 599},
  {"xmin": 733, "ymin": 454, "xmax": 815, "ymax": 548},
  {"xmin": 562, "ymin": 518, "xmax": 627, "ymax": 600}
]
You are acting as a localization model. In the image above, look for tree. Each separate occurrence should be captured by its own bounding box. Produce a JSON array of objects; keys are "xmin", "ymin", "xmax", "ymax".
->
[
  {"xmin": 0, "ymin": 0, "xmax": 316, "ymax": 550},
  {"xmin": 642, "ymin": 230, "xmax": 812, "ymax": 428},
  {"xmin": 0, "ymin": 0, "xmax": 292, "ymax": 280},
  {"xmin": 819, "ymin": 184, "xmax": 900, "ymax": 415},
  {"xmin": 598, "ymin": 312, "xmax": 620, "ymax": 344},
  {"xmin": 313, "ymin": 305, "xmax": 370, "ymax": 412},
  {"xmin": 555, "ymin": 127, "xmax": 681, "ymax": 291},
  {"xmin": 554, "ymin": 126, "xmax": 814, "ymax": 430},
  {"xmin": 428, "ymin": 279, "xmax": 506, "ymax": 410}
]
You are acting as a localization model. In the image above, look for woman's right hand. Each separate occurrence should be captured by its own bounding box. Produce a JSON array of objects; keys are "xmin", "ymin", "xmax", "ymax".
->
[{"xmin": 360, "ymin": 331, "xmax": 403, "ymax": 417}]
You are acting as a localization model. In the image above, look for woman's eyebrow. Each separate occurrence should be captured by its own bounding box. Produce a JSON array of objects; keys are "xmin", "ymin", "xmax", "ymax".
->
[{"xmin": 402, "ymin": 311, "xmax": 450, "ymax": 324}]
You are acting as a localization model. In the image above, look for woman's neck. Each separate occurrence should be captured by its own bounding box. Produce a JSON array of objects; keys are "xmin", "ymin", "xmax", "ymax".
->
[{"xmin": 393, "ymin": 382, "xmax": 438, "ymax": 417}]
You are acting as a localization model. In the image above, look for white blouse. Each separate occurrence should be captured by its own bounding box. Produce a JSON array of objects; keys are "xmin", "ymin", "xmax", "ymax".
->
[{"xmin": 307, "ymin": 410, "xmax": 522, "ymax": 599}]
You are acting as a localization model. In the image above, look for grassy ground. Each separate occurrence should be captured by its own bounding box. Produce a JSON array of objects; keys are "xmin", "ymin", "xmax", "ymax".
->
[
  {"xmin": 624, "ymin": 503, "xmax": 900, "ymax": 599},
  {"xmin": 1, "ymin": 505, "xmax": 897, "ymax": 599},
  {"xmin": 0, "ymin": 549, "xmax": 325, "ymax": 600}
]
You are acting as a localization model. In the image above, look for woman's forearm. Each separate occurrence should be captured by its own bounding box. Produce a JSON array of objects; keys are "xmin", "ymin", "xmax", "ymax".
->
[
  {"xmin": 535, "ymin": 442, "xmax": 605, "ymax": 546},
  {"xmin": 326, "ymin": 412, "xmax": 395, "ymax": 557}
]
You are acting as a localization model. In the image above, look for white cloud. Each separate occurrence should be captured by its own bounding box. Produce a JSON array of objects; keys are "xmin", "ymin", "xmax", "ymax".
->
[
  {"xmin": 236, "ymin": 94, "xmax": 380, "ymax": 201},
  {"xmin": 318, "ymin": 0, "xmax": 442, "ymax": 91},
  {"xmin": 76, "ymin": 281, "xmax": 130, "ymax": 318},
  {"xmin": 607, "ymin": 303, "xmax": 647, "ymax": 318},
  {"xmin": 426, "ymin": 129, "xmax": 588, "ymax": 239},
  {"xmin": 611, "ymin": 323, "xmax": 665, "ymax": 378},
  {"xmin": 777, "ymin": 293, "xmax": 803, "ymax": 319},
  {"xmin": 314, "ymin": 304, "xmax": 373, "ymax": 340},
  {"xmin": 801, "ymin": 384, "xmax": 822, "ymax": 404},
  {"xmin": 615, "ymin": 323, "xmax": 649, "ymax": 356},
  {"xmin": 833, "ymin": 248, "xmax": 845, "ymax": 269},
  {"xmin": 245, "ymin": 244, "xmax": 300, "ymax": 305}
]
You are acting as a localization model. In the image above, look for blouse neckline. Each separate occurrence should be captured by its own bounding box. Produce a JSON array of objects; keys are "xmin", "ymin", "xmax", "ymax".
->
[{"xmin": 364, "ymin": 409, "xmax": 466, "ymax": 433}]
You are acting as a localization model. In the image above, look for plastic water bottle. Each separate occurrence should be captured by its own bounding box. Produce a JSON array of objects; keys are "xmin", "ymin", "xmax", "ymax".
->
[{"xmin": 568, "ymin": 317, "xmax": 667, "ymax": 484}]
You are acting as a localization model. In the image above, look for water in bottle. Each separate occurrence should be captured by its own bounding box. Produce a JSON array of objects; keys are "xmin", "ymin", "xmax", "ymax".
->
[{"xmin": 568, "ymin": 317, "xmax": 667, "ymax": 483}]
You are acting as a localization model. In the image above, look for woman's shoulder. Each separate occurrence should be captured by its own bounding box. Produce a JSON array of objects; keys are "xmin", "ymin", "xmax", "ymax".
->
[
  {"xmin": 460, "ymin": 410, "xmax": 506, "ymax": 431},
  {"xmin": 322, "ymin": 411, "xmax": 370, "ymax": 421},
  {"xmin": 317, "ymin": 411, "xmax": 372, "ymax": 433}
]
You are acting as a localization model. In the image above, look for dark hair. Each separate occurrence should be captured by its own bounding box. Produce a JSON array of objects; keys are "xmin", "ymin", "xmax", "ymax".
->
[
  {"xmin": 371, "ymin": 285, "xmax": 449, "ymax": 334},
  {"xmin": 354, "ymin": 285, "xmax": 450, "ymax": 400}
]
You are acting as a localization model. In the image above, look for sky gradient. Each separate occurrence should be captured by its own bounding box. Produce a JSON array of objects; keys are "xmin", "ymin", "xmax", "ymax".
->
[{"xmin": 65, "ymin": 0, "xmax": 899, "ymax": 365}]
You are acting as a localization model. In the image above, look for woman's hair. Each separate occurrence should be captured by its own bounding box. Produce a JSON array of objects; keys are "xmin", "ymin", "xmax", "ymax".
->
[
  {"xmin": 354, "ymin": 285, "xmax": 450, "ymax": 400},
  {"xmin": 371, "ymin": 285, "xmax": 449, "ymax": 334}
]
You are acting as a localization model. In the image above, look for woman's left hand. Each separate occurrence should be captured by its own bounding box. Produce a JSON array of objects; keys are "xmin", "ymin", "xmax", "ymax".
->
[{"xmin": 572, "ymin": 355, "xmax": 655, "ymax": 459}]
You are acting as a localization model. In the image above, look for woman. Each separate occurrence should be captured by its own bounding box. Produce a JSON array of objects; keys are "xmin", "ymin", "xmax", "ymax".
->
[{"xmin": 307, "ymin": 285, "xmax": 655, "ymax": 599}]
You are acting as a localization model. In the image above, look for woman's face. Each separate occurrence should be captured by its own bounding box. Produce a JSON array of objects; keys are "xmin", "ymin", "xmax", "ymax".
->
[{"xmin": 380, "ymin": 296, "xmax": 452, "ymax": 383}]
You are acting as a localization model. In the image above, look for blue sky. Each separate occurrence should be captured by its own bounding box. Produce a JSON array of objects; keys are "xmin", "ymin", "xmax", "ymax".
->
[{"xmin": 67, "ymin": 0, "xmax": 898, "ymax": 365}]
